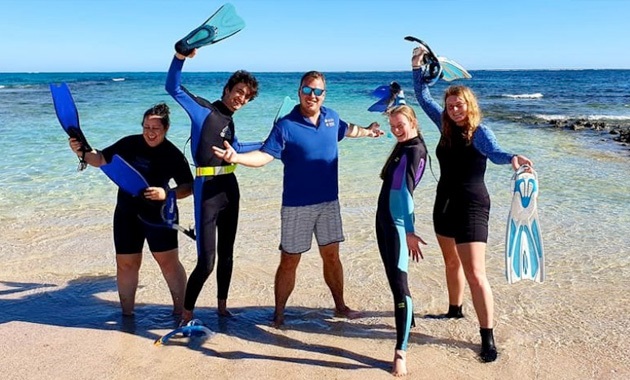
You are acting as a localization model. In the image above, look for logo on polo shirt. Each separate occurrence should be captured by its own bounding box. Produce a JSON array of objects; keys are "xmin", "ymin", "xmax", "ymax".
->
[{"xmin": 324, "ymin": 118, "xmax": 335, "ymax": 127}]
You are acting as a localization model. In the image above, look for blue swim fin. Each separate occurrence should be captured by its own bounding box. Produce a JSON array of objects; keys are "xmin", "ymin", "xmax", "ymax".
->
[
  {"xmin": 175, "ymin": 3, "xmax": 245, "ymax": 56},
  {"xmin": 100, "ymin": 155, "xmax": 149, "ymax": 197},
  {"xmin": 368, "ymin": 82, "xmax": 406, "ymax": 113},
  {"xmin": 154, "ymin": 319, "xmax": 214, "ymax": 346},
  {"xmin": 50, "ymin": 83, "xmax": 93, "ymax": 169},
  {"xmin": 274, "ymin": 96, "xmax": 296, "ymax": 123},
  {"xmin": 505, "ymin": 165, "xmax": 545, "ymax": 283}
]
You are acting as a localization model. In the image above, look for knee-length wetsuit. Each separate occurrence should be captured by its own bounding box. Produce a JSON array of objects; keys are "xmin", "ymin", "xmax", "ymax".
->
[
  {"xmin": 166, "ymin": 57, "xmax": 261, "ymax": 311},
  {"xmin": 413, "ymin": 69, "xmax": 515, "ymax": 244},
  {"xmin": 376, "ymin": 136, "xmax": 427, "ymax": 351}
]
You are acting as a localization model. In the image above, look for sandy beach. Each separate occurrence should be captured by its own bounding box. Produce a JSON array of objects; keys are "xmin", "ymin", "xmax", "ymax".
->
[{"xmin": 1, "ymin": 176, "xmax": 628, "ymax": 380}]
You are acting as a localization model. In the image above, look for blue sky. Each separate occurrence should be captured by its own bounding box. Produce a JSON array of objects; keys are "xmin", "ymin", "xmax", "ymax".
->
[{"xmin": 1, "ymin": 0, "xmax": 628, "ymax": 72}]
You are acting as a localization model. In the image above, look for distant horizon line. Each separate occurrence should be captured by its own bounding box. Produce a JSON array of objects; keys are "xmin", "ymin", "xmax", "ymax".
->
[{"xmin": 2, "ymin": 68, "xmax": 630, "ymax": 75}]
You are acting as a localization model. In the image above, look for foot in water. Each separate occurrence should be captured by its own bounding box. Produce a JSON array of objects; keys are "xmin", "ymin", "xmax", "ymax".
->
[
  {"xmin": 479, "ymin": 328, "xmax": 498, "ymax": 363},
  {"xmin": 392, "ymin": 349, "xmax": 408, "ymax": 377},
  {"xmin": 334, "ymin": 306, "xmax": 362, "ymax": 319},
  {"xmin": 272, "ymin": 312, "xmax": 285, "ymax": 328},
  {"xmin": 424, "ymin": 304, "xmax": 464, "ymax": 319},
  {"xmin": 217, "ymin": 299, "xmax": 233, "ymax": 317},
  {"xmin": 179, "ymin": 309, "xmax": 193, "ymax": 326}
]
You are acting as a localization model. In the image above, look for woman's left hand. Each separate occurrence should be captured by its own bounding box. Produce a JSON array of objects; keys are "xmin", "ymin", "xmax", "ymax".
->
[
  {"xmin": 406, "ymin": 233, "xmax": 427, "ymax": 262},
  {"xmin": 144, "ymin": 186, "xmax": 166, "ymax": 201}
]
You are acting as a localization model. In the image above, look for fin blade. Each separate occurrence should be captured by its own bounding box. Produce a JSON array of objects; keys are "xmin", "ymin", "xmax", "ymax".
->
[
  {"xmin": 176, "ymin": 3, "xmax": 245, "ymax": 54},
  {"xmin": 50, "ymin": 83, "xmax": 92, "ymax": 151},
  {"xmin": 274, "ymin": 96, "xmax": 297, "ymax": 123},
  {"xmin": 100, "ymin": 155, "xmax": 149, "ymax": 197},
  {"xmin": 437, "ymin": 57, "xmax": 472, "ymax": 81},
  {"xmin": 505, "ymin": 166, "xmax": 544, "ymax": 283}
]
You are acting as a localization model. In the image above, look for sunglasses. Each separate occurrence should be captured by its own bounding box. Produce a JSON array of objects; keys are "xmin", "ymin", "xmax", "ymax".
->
[{"xmin": 301, "ymin": 86, "xmax": 325, "ymax": 97}]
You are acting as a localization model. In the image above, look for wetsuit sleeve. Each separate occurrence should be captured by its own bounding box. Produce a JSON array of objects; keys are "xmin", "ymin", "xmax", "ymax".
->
[
  {"xmin": 472, "ymin": 124, "xmax": 514, "ymax": 165},
  {"xmin": 165, "ymin": 56, "xmax": 211, "ymax": 138},
  {"xmin": 100, "ymin": 136, "xmax": 132, "ymax": 163},
  {"xmin": 413, "ymin": 68, "xmax": 443, "ymax": 130},
  {"xmin": 260, "ymin": 122, "xmax": 284, "ymax": 159},
  {"xmin": 390, "ymin": 148, "xmax": 426, "ymax": 233},
  {"xmin": 232, "ymin": 134, "xmax": 263, "ymax": 153}
]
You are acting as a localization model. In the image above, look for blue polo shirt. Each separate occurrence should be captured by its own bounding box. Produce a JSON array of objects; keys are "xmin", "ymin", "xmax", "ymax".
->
[{"xmin": 261, "ymin": 105, "xmax": 349, "ymax": 207}]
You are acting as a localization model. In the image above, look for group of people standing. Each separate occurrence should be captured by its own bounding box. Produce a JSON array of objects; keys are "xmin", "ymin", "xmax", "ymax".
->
[{"xmin": 67, "ymin": 45, "xmax": 533, "ymax": 376}]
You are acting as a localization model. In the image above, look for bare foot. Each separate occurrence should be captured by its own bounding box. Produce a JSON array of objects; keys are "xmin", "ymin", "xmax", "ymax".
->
[
  {"xmin": 392, "ymin": 349, "xmax": 407, "ymax": 377},
  {"xmin": 334, "ymin": 306, "xmax": 362, "ymax": 319},
  {"xmin": 272, "ymin": 312, "xmax": 284, "ymax": 328},
  {"xmin": 179, "ymin": 309, "xmax": 193, "ymax": 326},
  {"xmin": 217, "ymin": 309, "xmax": 233, "ymax": 317},
  {"xmin": 217, "ymin": 299, "xmax": 233, "ymax": 317}
]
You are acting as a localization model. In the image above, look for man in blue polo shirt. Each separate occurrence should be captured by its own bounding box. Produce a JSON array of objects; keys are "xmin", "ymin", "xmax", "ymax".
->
[{"xmin": 213, "ymin": 70, "xmax": 382, "ymax": 327}]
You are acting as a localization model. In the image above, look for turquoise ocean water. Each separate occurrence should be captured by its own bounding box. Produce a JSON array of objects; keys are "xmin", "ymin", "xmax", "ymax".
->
[{"xmin": 1, "ymin": 70, "xmax": 629, "ymax": 369}]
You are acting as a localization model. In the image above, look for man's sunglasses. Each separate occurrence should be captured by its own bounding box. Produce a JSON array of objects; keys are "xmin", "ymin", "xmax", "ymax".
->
[{"xmin": 301, "ymin": 86, "xmax": 325, "ymax": 96}]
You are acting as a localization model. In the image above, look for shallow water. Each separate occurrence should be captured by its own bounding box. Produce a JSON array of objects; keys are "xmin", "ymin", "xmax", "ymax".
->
[{"xmin": 1, "ymin": 71, "xmax": 629, "ymax": 377}]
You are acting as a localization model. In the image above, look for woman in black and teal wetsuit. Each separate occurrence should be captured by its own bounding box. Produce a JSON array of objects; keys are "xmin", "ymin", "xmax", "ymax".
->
[
  {"xmin": 376, "ymin": 105, "xmax": 428, "ymax": 377},
  {"xmin": 411, "ymin": 47, "xmax": 533, "ymax": 362},
  {"xmin": 165, "ymin": 49, "xmax": 261, "ymax": 322}
]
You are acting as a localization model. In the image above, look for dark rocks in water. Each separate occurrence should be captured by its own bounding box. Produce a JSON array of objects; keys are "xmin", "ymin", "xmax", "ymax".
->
[{"xmin": 547, "ymin": 118, "xmax": 630, "ymax": 144}]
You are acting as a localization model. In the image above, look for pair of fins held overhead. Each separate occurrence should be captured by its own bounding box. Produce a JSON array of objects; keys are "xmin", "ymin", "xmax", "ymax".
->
[
  {"xmin": 367, "ymin": 37, "xmax": 471, "ymax": 112},
  {"xmin": 404, "ymin": 36, "xmax": 472, "ymax": 85},
  {"xmin": 175, "ymin": 3, "xmax": 245, "ymax": 55},
  {"xmin": 505, "ymin": 165, "xmax": 545, "ymax": 284}
]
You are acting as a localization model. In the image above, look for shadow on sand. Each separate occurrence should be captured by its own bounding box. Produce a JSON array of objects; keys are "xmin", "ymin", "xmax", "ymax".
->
[{"xmin": 0, "ymin": 276, "xmax": 477, "ymax": 372}]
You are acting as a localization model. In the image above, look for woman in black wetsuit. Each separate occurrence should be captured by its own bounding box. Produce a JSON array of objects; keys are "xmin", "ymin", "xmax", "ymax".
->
[
  {"xmin": 376, "ymin": 105, "xmax": 427, "ymax": 376},
  {"xmin": 69, "ymin": 103, "xmax": 193, "ymax": 316},
  {"xmin": 411, "ymin": 47, "xmax": 533, "ymax": 362}
]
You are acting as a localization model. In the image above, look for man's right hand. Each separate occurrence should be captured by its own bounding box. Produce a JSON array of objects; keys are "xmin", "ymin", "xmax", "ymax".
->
[{"xmin": 212, "ymin": 140, "xmax": 238, "ymax": 163}]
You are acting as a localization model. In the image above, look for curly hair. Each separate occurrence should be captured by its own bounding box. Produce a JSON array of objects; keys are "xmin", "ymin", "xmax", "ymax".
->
[{"xmin": 223, "ymin": 70, "xmax": 259, "ymax": 101}]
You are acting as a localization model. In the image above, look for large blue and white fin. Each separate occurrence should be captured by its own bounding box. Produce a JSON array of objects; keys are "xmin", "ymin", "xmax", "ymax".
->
[
  {"xmin": 437, "ymin": 57, "xmax": 472, "ymax": 81},
  {"xmin": 175, "ymin": 3, "xmax": 245, "ymax": 55},
  {"xmin": 505, "ymin": 165, "xmax": 545, "ymax": 283},
  {"xmin": 100, "ymin": 155, "xmax": 149, "ymax": 197}
]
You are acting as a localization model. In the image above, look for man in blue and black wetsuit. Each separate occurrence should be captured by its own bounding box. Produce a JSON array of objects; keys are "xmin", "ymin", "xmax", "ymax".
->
[
  {"xmin": 166, "ymin": 49, "xmax": 262, "ymax": 323},
  {"xmin": 213, "ymin": 70, "xmax": 383, "ymax": 327}
]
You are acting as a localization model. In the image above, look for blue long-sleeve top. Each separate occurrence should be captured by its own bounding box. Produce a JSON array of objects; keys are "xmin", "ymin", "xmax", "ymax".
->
[
  {"xmin": 165, "ymin": 56, "xmax": 262, "ymax": 167},
  {"xmin": 412, "ymin": 69, "xmax": 514, "ymax": 165}
]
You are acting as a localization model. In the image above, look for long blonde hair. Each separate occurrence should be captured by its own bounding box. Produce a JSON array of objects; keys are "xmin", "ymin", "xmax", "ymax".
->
[{"xmin": 440, "ymin": 85, "xmax": 482, "ymax": 146}]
